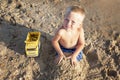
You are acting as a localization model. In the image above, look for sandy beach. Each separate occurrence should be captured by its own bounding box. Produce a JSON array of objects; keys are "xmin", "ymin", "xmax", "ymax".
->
[{"xmin": 0, "ymin": 0, "xmax": 120, "ymax": 80}]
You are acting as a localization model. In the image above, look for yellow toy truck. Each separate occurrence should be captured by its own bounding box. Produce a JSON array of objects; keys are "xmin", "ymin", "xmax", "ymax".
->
[{"xmin": 25, "ymin": 32, "xmax": 41, "ymax": 57}]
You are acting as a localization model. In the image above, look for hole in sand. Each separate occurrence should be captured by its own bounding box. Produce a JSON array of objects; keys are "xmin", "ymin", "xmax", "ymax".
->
[{"xmin": 107, "ymin": 69, "xmax": 117, "ymax": 77}]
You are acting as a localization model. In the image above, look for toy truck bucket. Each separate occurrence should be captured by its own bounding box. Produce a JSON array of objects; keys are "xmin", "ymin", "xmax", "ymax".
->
[{"xmin": 25, "ymin": 32, "xmax": 41, "ymax": 57}]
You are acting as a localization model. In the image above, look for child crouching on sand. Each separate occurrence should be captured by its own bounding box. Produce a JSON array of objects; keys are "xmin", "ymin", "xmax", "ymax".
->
[{"xmin": 52, "ymin": 5, "xmax": 85, "ymax": 66}]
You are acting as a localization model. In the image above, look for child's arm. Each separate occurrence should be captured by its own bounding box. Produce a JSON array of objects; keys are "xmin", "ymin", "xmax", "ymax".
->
[
  {"xmin": 71, "ymin": 28, "xmax": 85, "ymax": 65},
  {"xmin": 52, "ymin": 31, "xmax": 64, "ymax": 56},
  {"xmin": 74, "ymin": 28, "xmax": 85, "ymax": 57},
  {"xmin": 52, "ymin": 30, "xmax": 65, "ymax": 64}
]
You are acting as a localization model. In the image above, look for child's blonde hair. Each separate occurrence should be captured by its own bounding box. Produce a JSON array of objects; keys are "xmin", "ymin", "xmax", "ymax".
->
[{"xmin": 65, "ymin": 5, "xmax": 85, "ymax": 19}]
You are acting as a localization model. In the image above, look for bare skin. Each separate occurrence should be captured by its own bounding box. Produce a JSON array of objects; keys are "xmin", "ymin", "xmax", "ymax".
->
[{"xmin": 52, "ymin": 12, "xmax": 85, "ymax": 66}]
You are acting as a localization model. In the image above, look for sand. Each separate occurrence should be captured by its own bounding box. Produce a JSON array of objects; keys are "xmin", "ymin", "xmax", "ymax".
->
[{"xmin": 0, "ymin": 0, "xmax": 120, "ymax": 80}]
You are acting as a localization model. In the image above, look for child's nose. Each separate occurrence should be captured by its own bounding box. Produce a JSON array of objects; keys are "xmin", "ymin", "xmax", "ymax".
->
[{"xmin": 67, "ymin": 21, "xmax": 72, "ymax": 27}]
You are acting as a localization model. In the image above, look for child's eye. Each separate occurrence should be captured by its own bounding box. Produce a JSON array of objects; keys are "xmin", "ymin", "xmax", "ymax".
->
[
  {"xmin": 65, "ymin": 19, "xmax": 69, "ymax": 22},
  {"xmin": 72, "ymin": 21, "xmax": 75, "ymax": 24}
]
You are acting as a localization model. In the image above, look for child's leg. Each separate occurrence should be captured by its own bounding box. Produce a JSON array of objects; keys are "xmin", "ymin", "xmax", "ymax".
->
[
  {"xmin": 64, "ymin": 52, "xmax": 72, "ymax": 57},
  {"xmin": 76, "ymin": 51, "xmax": 83, "ymax": 61}
]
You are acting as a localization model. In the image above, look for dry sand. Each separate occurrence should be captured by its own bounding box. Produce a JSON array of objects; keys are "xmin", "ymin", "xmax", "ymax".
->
[{"xmin": 0, "ymin": 0, "xmax": 120, "ymax": 80}]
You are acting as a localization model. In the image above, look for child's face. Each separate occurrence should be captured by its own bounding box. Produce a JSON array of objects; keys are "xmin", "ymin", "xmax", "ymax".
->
[{"xmin": 63, "ymin": 12, "xmax": 84, "ymax": 30}]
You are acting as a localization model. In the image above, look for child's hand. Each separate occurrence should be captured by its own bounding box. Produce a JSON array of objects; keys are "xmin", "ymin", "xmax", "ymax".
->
[
  {"xmin": 71, "ymin": 55, "xmax": 77, "ymax": 66},
  {"xmin": 67, "ymin": 54, "xmax": 77, "ymax": 66},
  {"xmin": 56, "ymin": 55, "xmax": 65, "ymax": 64}
]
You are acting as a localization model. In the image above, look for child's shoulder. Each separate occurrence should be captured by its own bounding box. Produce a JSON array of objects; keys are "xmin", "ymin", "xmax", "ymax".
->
[
  {"xmin": 78, "ymin": 27, "xmax": 84, "ymax": 32},
  {"xmin": 57, "ymin": 28, "xmax": 66, "ymax": 35}
]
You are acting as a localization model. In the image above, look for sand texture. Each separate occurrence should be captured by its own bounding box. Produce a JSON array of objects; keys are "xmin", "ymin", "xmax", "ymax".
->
[{"xmin": 0, "ymin": 0, "xmax": 120, "ymax": 80}]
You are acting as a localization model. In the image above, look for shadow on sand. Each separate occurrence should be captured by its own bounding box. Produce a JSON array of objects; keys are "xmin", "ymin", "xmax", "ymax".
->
[{"xmin": 0, "ymin": 18, "xmax": 56, "ymax": 79}]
